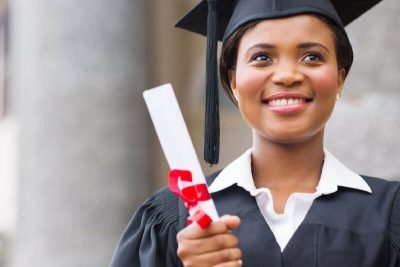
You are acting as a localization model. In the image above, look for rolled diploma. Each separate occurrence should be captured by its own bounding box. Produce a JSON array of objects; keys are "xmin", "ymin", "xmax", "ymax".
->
[{"xmin": 143, "ymin": 84, "xmax": 219, "ymax": 220}]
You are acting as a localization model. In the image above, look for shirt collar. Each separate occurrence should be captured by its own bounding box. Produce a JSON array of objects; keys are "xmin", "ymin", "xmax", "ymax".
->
[
  {"xmin": 317, "ymin": 149, "xmax": 372, "ymax": 194},
  {"xmin": 209, "ymin": 148, "xmax": 254, "ymax": 193},
  {"xmin": 208, "ymin": 148, "xmax": 372, "ymax": 195}
]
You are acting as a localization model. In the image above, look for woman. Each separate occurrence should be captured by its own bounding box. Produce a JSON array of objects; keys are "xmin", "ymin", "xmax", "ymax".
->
[{"xmin": 110, "ymin": 0, "xmax": 400, "ymax": 266}]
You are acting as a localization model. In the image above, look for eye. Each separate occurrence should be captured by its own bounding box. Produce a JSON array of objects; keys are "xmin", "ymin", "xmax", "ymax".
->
[
  {"xmin": 250, "ymin": 53, "xmax": 273, "ymax": 65},
  {"xmin": 302, "ymin": 52, "xmax": 324, "ymax": 64}
]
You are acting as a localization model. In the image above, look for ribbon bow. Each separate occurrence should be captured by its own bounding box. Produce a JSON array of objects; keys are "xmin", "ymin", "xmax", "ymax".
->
[{"xmin": 169, "ymin": 169, "xmax": 212, "ymax": 229}]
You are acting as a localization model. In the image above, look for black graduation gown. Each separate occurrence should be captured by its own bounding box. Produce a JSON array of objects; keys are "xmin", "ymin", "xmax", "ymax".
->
[{"xmin": 109, "ymin": 175, "xmax": 400, "ymax": 267}]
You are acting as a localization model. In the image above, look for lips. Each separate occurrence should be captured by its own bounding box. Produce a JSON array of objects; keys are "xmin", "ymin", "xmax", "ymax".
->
[
  {"xmin": 262, "ymin": 93, "xmax": 313, "ymax": 113},
  {"xmin": 267, "ymin": 98, "xmax": 308, "ymax": 106},
  {"xmin": 262, "ymin": 93, "xmax": 313, "ymax": 106}
]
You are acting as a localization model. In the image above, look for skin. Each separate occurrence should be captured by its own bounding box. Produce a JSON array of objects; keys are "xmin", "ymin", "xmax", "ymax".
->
[
  {"xmin": 177, "ymin": 215, "xmax": 242, "ymax": 267},
  {"xmin": 177, "ymin": 15, "xmax": 345, "ymax": 266}
]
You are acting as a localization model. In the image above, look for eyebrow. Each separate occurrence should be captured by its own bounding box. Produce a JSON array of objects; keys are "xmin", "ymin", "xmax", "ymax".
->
[
  {"xmin": 246, "ymin": 43, "xmax": 276, "ymax": 52},
  {"xmin": 297, "ymin": 42, "xmax": 330, "ymax": 53},
  {"xmin": 246, "ymin": 42, "xmax": 330, "ymax": 53},
  {"xmin": 245, "ymin": 43, "xmax": 276, "ymax": 58}
]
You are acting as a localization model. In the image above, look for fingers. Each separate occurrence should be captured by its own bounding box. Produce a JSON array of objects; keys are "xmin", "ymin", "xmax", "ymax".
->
[
  {"xmin": 214, "ymin": 260, "xmax": 243, "ymax": 267},
  {"xmin": 178, "ymin": 215, "xmax": 240, "ymax": 240},
  {"xmin": 179, "ymin": 248, "xmax": 242, "ymax": 267},
  {"xmin": 177, "ymin": 215, "xmax": 242, "ymax": 267},
  {"xmin": 219, "ymin": 215, "xmax": 241, "ymax": 230},
  {"xmin": 178, "ymin": 232, "xmax": 239, "ymax": 255}
]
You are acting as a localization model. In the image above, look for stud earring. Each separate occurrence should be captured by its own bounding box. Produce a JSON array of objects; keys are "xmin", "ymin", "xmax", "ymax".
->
[
  {"xmin": 232, "ymin": 89, "xmax": 238, "ymax": 100},
  {"xmin": 336, "ymin": 92, "xmax": 341, "ymax": 100}
]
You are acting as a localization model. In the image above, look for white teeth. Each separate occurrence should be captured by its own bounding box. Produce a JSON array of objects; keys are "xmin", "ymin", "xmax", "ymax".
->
[{"xmin": 269, "ymin": 98, "xmax": 305, "ymax": 106}]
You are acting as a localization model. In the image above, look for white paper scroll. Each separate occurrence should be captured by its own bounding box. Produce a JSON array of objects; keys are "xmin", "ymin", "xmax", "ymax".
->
[{"xmin": 143, "ymin": 84, "xmax": 219, "ymax": 220}]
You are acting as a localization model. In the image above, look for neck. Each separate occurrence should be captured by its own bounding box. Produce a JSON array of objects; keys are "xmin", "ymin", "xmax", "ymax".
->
[{"xmin": 251, "ymin": 132, "xmax": 324, "ymax": 192}]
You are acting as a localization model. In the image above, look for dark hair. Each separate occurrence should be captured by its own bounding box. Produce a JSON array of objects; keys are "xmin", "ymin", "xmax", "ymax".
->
[{"xmin": 219, "ymin": 14, "xmax": 354, "ymax": 104}]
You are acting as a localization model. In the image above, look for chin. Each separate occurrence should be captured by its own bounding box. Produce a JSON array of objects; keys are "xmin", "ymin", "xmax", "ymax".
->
[{"xmin": 256, "ymin": 128, "xmax": 324, "ymax": 146}]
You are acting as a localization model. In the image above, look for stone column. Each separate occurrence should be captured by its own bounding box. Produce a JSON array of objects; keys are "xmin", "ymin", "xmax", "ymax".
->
[{"xmin": 8, "ymin": 1, "xmax": 151, "ymax": 266}]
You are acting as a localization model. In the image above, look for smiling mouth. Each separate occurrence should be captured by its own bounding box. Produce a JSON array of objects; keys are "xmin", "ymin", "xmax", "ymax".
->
[{"xmin": 263, "ymin": 97, "xmax": 313, "ymax": 106}]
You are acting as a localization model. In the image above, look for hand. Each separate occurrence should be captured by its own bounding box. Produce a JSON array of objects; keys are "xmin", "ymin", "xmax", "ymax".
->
[{"xmin": 177, "ymin": 215, "xmax": 242, "ymax": 267}]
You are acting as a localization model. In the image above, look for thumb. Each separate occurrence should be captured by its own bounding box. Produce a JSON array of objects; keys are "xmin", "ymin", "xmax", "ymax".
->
[{"xmin": 219, "ymin": 215, "xmax": 241, "ymax": 230}]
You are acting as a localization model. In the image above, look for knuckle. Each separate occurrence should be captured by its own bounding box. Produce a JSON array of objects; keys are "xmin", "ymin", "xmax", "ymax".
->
[
  {"xmin": 220, "ymin": 248, "xmax": 242, "ymax": 262},
  {"xmin": 221, "ymin": 234, "xmax": 238, "ymax": 248},
  {"xmin": 177, "ymin": 244, "xmax": 188, "ymax": 258},
  {"xmin": 231, "ymin": 236, "xmax": 239, "ymax": 247},
  {"xmin": 212, "ymin": 222, "xmax": 227, "ymax": 233},
  {"xmin": 181, "ymin": 259, "xmax": 195, "ymax": 267},
  {"xmin": 220, "ymin": 250, "xmax": 232, "ymax": 262},
  {"xmin": 235, "ymin": 248, "xmax": 242, "ymax": 259},
  {"xmin": 176, "ymin": 231, "xmax": 184, "ymax": 242},
  {"xmin": 214, "ymin": 234, "xmax": 227, "ymax": 247}
]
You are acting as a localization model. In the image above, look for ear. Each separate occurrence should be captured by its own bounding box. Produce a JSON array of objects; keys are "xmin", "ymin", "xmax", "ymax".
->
[
  {"xmin": 337, "ymin": 68, "xmax": 346, "ymax": 95},
  {"xmin": 228, "ymin": 69, "xmax": 238, "ymax": 100}
]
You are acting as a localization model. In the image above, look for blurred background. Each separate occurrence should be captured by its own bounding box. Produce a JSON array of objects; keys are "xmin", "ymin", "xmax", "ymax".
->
[{"xmin": 0, "ymin": 0, "xmax": 399, "ymax": 266}]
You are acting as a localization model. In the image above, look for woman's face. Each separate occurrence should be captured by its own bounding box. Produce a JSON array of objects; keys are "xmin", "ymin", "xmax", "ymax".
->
[{"xmin": 229, "ymin": 15, "xmax": 345, "ymax": 145}]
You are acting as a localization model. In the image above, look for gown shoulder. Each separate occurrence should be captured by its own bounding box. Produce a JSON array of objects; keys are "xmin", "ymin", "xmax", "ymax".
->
[
  {"xmin": 388, "ymin": 179, "xmax": 400, "ymax": 265},
  {"xmin": 362, "ymin": 175, "xmax": 400, "ymax": 265},
  {"xmin": 109, "ymin": 187, "xmax": 183, "ymax": 267}
]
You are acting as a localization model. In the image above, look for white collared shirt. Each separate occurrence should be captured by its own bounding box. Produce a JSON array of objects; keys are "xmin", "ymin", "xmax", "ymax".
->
[{"xmin": 208, "ymin": 148, "xmax": 372, "ymax": 251}]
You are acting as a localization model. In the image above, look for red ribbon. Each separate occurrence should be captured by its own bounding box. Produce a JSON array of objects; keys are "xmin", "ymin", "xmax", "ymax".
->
[{"xmin": 169, "ymin": 169, "xmax": 212, "ymax": 229}]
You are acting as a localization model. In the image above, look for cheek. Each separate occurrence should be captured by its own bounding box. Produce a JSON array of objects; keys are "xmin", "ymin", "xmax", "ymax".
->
[
  {"xmin": 235, "ymin": 67, "xmax": 267, "ymax": 94},
  {"xmin": 309, "ymin": 69, "xmax": 339, "ymax": 95}
]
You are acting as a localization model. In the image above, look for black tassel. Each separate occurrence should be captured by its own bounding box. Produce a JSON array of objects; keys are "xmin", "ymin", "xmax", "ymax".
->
[{"xmin": 204, "ymin": 0, "xmax": 219, "ymax": 165}]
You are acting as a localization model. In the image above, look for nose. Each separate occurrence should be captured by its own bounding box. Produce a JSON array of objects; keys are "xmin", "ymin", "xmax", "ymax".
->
[{"xmin": 271, "ymin": 62, "xmax": 304, "ymax": 87}]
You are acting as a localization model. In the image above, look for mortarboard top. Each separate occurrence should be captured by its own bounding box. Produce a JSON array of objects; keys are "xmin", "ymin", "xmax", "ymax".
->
[
  {"xmin": 175, "ymin": 0, "xmax": 382, "ymax": 165},
  {"xmin": 176, "ymin": 0, "xmax": 382, "ymax": 41}
]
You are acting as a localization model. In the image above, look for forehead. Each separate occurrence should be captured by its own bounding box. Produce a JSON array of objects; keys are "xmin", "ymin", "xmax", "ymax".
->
[{"xmin": 239, "ymin": 15, "xmax": 334, "ymax": 47}]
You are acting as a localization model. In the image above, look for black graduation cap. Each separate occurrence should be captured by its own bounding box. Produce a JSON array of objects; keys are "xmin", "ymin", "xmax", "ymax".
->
[{"xmin": 176, "ymin": 0, "xmax": 382, "ymax": 165}]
